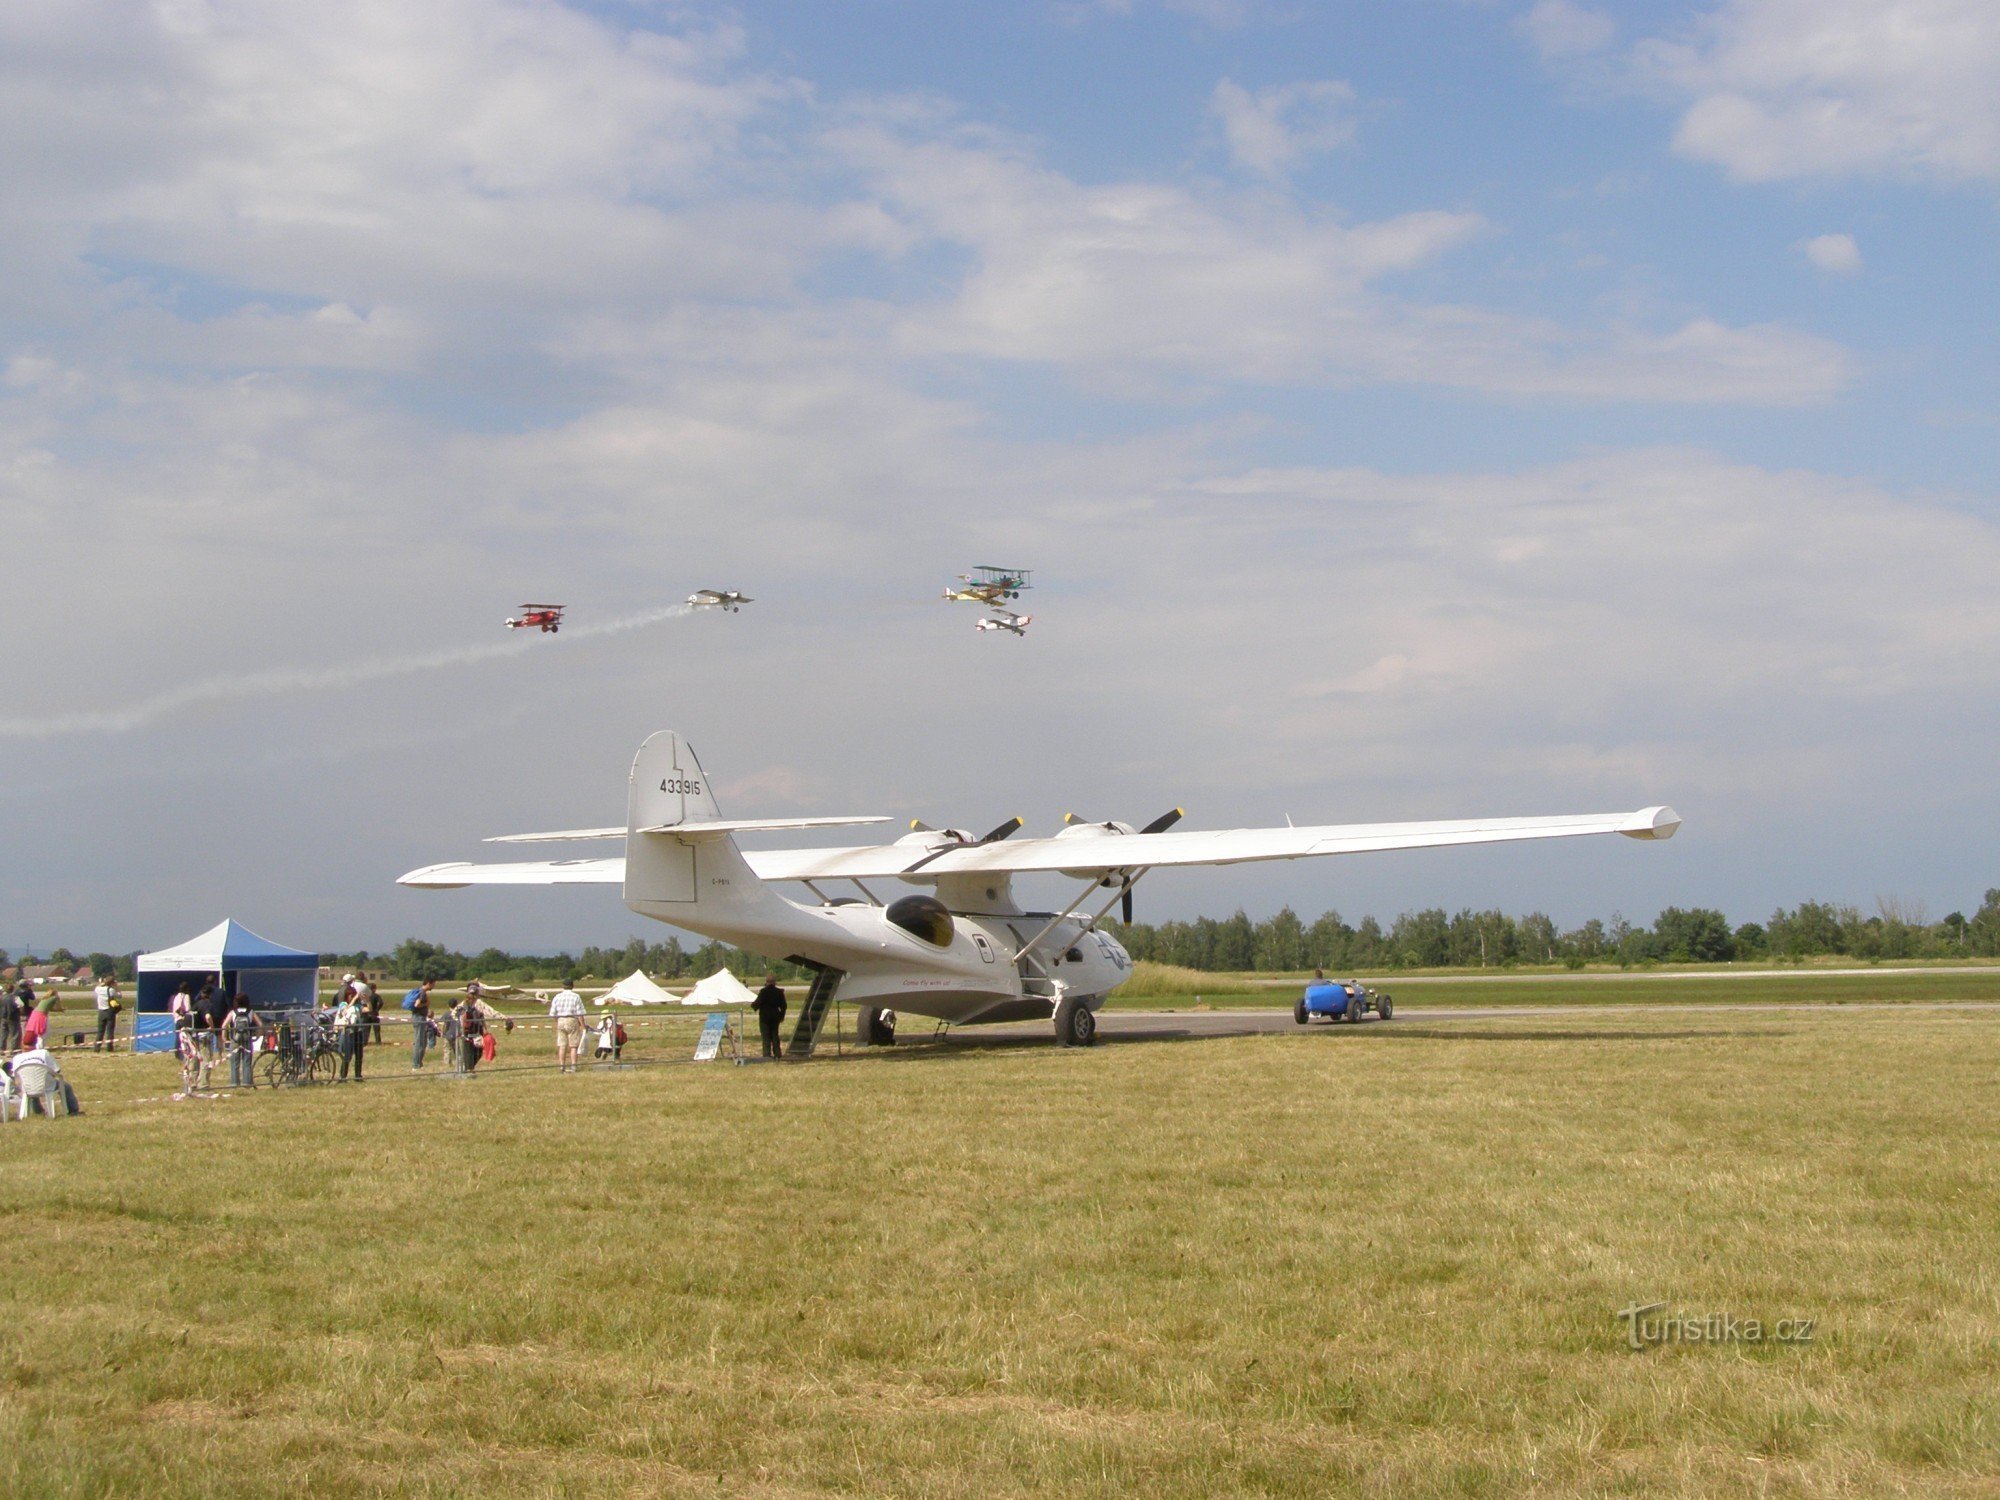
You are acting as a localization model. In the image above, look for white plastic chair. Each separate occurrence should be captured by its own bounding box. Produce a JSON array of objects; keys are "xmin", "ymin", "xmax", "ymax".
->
[{"xmin": 10, "ymin": 1058, "xmax": 68, "ymax": 1119}]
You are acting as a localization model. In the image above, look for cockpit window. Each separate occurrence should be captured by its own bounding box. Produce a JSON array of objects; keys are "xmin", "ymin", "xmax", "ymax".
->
[{"xmin": 886, "ymin": 894, "xmax": 954, "ymax": 948}]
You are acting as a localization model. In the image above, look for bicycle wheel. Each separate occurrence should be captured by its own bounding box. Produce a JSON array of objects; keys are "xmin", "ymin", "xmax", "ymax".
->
[
  {"xmin": 256, "ymin": 1053, "xmax": 285, "ymax": 1089},
  {"xmin": 307, "ymin": 1051, "xmax": 337, "ymax": 1085}
]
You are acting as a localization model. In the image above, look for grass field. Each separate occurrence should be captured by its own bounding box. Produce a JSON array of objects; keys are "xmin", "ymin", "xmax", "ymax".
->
[{"xmin": 4, "ymin": 1007, "xmax": 1999, "ymax": 1496}]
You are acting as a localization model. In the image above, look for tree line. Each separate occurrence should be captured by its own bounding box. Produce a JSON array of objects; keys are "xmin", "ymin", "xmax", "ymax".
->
[
  {"xmin": 1104, "ymin": 890, "xmax": 2000, "ymax": 971},
  {"xmin": 16, "ymin": 887, "xmax": 2000, "ymax": 982}
]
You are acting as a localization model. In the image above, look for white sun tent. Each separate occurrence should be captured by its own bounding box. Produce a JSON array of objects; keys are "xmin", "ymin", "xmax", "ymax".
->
[
  {"xmin": 681, "ymin": 968, "xmax": 756, "ymax": 1007},
  {"xmin": 596, "ymin": 970, "xmax": 678, "ymax": 1007},
  {"xmin": 133, "ymin": 919, "xmax": 320, "ymax": 1053}
]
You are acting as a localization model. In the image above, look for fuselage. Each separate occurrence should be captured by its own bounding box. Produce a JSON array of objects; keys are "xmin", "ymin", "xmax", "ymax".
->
[{"xmin": 623, "ymin": 826, "xmax": 1130, "ymax": 1025}]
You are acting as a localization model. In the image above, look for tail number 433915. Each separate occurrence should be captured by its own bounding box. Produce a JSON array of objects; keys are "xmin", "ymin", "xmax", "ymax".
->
[{"xmin": 660, "ymin": 777, "xmax": 703, "ymax": 795}]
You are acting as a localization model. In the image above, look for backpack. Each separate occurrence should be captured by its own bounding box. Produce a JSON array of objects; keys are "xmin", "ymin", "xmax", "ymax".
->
[{"xmin": 401, "ymin": 990, "xmax": 419, "ymax": 1011}]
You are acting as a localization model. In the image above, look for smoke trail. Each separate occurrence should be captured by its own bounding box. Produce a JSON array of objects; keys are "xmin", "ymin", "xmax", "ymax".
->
[{"xmin": 0, "ymin": 604, "xmax": 693, "ymax": 740}]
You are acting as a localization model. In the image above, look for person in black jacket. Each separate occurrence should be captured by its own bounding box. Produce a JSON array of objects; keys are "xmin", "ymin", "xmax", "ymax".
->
[{"xmin": 751, "ymin": 976, "xmax": 787, "ymax": 1059}]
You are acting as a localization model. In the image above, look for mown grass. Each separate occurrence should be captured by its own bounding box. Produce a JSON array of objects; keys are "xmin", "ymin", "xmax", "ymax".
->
[{"xmin": 3, "ymin": 1010, "xmax": 1999, "ymax": 1496}]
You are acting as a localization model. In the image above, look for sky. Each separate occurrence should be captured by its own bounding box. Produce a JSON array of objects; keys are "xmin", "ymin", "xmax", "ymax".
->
[{"xmin": 5, "ymin": 0, "xmax": 2000, "ymax": 956}]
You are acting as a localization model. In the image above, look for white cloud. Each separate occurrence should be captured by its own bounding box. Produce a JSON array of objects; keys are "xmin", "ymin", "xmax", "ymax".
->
[
  {"xmin": 1210, "ymin": 78, "xmax": 1357, "ymax": 177},
  {"xmin": 1060, "ymin": 0, "xmax": 1261, "ymax": 27},
  {"xmin": 1800, "ymin": 232, "xmax": 1863, "ymax": 274},
  {"xmin": 1638, "ymin": 0, "xmax": 2000, "ymax": 184},
  {"xmin": 834, "ymin": 115, "xmax": 1852, "ymax": 402},
  {"xmin": 1519, "ymin": 0, "xmax": 1615, "ymax": 60}
]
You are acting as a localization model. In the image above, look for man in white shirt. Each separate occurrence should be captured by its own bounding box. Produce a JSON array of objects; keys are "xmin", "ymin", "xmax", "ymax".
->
[
  {"xmin": 93, "ymin": 976, "xmax": 120, "ymax": 1051},
  {"xmin": 548, "ymin": 979, "xmax": 587, "ymax": 1073},
  {"xmin": 8, "ymin": 1039, "xmax": 80, "ymax": 1115}
]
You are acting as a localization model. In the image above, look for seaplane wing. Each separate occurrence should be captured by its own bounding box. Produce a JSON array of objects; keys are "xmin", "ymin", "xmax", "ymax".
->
[
  {"xmin": 748, "ymin": 806, "xmax": 1680, "ymax": 881},
  {"xmin": 400, "ymin": 857, "xmax": 625, "ymax": 888},
  {"xmin": 484, "ymin": 816, "xmax": 892, "ymax": 844},
  {"xmin": 402, "ymin": 807, "xmax": 1678, "ymax": 888}
]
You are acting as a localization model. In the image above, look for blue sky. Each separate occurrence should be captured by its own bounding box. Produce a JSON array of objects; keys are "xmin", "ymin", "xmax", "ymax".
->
[{"xmin": 4, "ymin": 0, "xmax": 1999, "ymax": 955}]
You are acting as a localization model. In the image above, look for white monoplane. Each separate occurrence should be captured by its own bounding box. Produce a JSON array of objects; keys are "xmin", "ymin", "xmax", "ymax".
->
[
  {"xmin": 401, "ymin": 731, "xmax": 1679, "ymax": 1052},
  {"xmin": 688, "ymin": 589, "xmax": 752, "ymax": 612},
  {"xmin": 975, "ymin": 610, "xmax": 1032, "ymax": 636}
]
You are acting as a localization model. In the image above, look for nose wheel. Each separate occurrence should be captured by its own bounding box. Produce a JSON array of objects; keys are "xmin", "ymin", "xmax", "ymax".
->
[{"xmin": 1053, "ymin": 994, "xmax": 1096, "ymax": 1047}]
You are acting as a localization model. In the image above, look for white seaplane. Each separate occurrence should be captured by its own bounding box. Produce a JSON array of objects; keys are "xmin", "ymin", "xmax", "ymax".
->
[
  {"xmin": 687, "ymin": 588, "xmax": 752, "ymax": 612},
  {"xmin": 399, "ymin": 731, "xmax": 1679, "ymax": 1051}
]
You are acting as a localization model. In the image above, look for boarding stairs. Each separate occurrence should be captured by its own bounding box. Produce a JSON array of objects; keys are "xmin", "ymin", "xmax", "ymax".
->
[
  {"xmin": 1015, "ymin": 949, "xmax": 1063, "ymax": 1010},
  {"xmin": 786, "ymin": 964, "xmax": 844, "ymax": 1059}
]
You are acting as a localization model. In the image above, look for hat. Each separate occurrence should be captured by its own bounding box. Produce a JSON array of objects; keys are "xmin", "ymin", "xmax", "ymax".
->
[{"xmin": 342, "ymin": 973, "xmax": 356, "ymax": 982}]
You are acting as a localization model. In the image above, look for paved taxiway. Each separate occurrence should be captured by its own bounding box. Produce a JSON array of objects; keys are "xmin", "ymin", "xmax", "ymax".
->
[{"xmin": 954, "ymin": 1000, "xmax": 2000, "ymax": 1045}]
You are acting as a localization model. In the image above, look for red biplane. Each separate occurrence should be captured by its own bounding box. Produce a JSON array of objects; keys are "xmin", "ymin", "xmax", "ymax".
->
[{"xmin": 505, "ymin": 604, "xmax": 566, "ymax": 634}]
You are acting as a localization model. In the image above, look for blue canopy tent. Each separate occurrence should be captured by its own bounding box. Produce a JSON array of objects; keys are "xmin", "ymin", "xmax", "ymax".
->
[{"xmin": 133, "ymin": 920, "xmax": 320, "ymax": 1053}]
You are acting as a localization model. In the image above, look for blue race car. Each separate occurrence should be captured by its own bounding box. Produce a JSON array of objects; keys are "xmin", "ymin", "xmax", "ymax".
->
[{"xmin": 1296, "ymin": 979, "xmax": 1393, "ymax": 1025}]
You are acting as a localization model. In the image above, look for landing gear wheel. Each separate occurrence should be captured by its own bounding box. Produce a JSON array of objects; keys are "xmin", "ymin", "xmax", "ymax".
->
[
  {"xmin": 1294, "ymin": 1000, "xmax": 1309, "ymax": 1026},
  {"xmin": 1054, "ymin": 996, "xmax": 1096, "ymax": 1047},
  {"xmin": 1377, "ymin": 994, "xmax": 1392, "ymax": 1020},
  {"xmin": 857, "ymin": 1007, "xmax": 897, "ymax": 1046}
]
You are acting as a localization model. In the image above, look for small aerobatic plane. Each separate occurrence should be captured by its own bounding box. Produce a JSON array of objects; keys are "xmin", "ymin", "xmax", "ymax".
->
[
  {"xmin": 942, "ymin": 565, "xmax": 1032, "ymax": 605},
  {"xmin": 504, "ymin": 604, "xmax": 565, "ymax": 633},
  {"xmin": 402, "ymin": 729, "xmax": 1679, "ymax": 1051},
  {"xmin": 975, "ymin": 610, "xmax": 1032, "ymax": 636},
  {"xmin": 687, "ymin": 589, "xmax": 752, "ymax": 612}
]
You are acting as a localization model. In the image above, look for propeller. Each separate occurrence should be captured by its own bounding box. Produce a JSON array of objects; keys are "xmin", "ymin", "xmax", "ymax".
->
[
  {"xmin": 1120, "ymin": 812, "xmax": 1176, "ymax": 928},
  {"xmin": 902, "ymin": 815, "xmax": 1025, "ymax": 874},
  {"xmin": 1056, "ymin": 808, "xmax": 1182, "ymax": 924}
]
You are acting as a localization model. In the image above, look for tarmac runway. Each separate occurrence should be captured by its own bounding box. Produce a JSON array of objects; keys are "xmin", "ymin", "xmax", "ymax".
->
[{"xmin": 951, "ymin": 999, "xmax": 2000, "ymax": 1046}]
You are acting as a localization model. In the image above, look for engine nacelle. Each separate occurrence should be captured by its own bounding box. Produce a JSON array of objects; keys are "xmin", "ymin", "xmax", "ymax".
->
[{"xmin": 1055, "ymin": 819, "xmax": 1136, "ymax": 881}]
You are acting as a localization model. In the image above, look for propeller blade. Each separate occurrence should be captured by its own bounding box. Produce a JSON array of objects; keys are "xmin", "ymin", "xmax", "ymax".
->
[
  {"xmin": 1139, "ymin": 807, "xmax": 1184, "ymax": 835},
  {"xmin": 1121, "ymin": 886, "xmax": 1134, "ymax": 925},
  {"xmin": 980, "ymin": 816, "xmax": 1024, "ymax": 844}
]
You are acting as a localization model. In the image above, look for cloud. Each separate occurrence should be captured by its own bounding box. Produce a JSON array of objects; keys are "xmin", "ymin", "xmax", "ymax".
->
[
  {"xmin": 1136, "ymin": 449, "xmax": 2000, "ymax": 807},
  {"xmin": 1519, "ymin": 0, "xmax": 1615, "ymax": 60},
  {"xmin": 1210, "ymin": 78, "xmax": 1358, "ymax": 177},
  {"xmin": 1799, "ymin": 232, "xmax": 1863, "ymax": 274},
  {"xmin": 835, "ymin": 114, "xmax": 1852, "ymax": 402},
  {"xmin": 1059, "ymin": 0, "xmax": 1261, "ymax": 27},
  {"xmin": 1637, "ymin": 0, "xmax": 2000, "ymax": 184}
]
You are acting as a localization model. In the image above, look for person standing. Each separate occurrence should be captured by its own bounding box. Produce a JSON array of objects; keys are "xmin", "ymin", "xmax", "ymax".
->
[
  {"xmin": 93, "ymin": 975, "xmax": 121, "ymax": 1051},
  {"xmin": 361, "ymin": 977, "xmax": 382, "ymax": 1044},
  {"xmin": 405, "ymin": 979, "xmax": 435, "ymax": 1070},
  {"xmin": 21, "ymin": 982, "xmax": 58, "ymax": 1049},
  {"xmin": 2, "ymin": 981, "xmax": 28, "ymax": 1055},
  {"xmin": 751, "ymin": 975, "xmax": 787, "ymax": 1060},
  {"xmin": 456, "ymin": 993, "xmax": 487, "ymax": 1074},
  {"xmin": 195, "ymin": 979, "xmax": 224, "ymax": 1059},
  {"xmin": 333, "ymin": 987, "xmax": 365, "ymax": 1081},
  {"xmin": 223, "ymin": 994, "xmax": 260, "ymax": 1089},
  {"xmin": 548, "ymin": 979, "xmax": 586, "ymax": 1073}
]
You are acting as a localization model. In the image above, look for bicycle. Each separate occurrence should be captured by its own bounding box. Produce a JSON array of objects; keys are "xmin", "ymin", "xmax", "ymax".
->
[{"xmin": 256, "ymin": 1016, "xmax": 338, "ymax": 1088}]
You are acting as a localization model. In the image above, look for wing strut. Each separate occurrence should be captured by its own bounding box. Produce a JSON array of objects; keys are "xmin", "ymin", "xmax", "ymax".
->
[{"xmin": 1011, "ymin": 869, "xmax": 1145, "ymax": 963}]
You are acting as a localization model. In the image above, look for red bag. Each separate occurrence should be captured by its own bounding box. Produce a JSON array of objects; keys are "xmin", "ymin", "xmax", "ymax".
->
[
  {"xmin": 480, "ymin": 1033, "xmax": 497, "ymax": 1063},
  {"xmin": 615, "ymin": 1024, "xmax": 627, "ymax": 1046}
]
